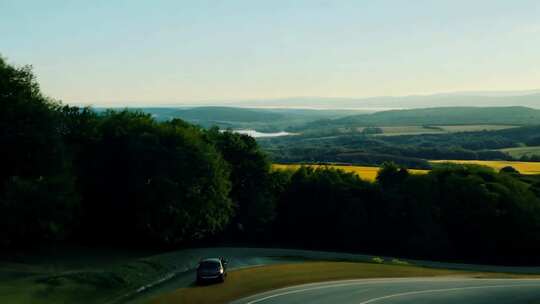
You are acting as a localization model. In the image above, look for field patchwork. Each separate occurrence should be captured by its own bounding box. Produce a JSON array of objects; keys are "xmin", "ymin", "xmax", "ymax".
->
[
  {"xmin": 370, "ymin": 125, "xmax": 518, "ymax": 137},
  {"xmin": 272, "ymin": 164, "xmax": 427, "ymax": 181},
  {"xmin": 498, "ymin": 146, "xmax": 540, "ymax": 158},
  {"xmin": 274, "ymin": 160, "xmax": 540, "ymax": 181},
  {"xmin": 430, "ymin": 160, "xmax": 540, "ymax": 175}
]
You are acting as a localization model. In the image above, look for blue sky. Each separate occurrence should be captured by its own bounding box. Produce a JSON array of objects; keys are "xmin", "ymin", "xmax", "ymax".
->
[{"xmin": 1, "ymin": 0, "xmax": 539, "ymax": 106}]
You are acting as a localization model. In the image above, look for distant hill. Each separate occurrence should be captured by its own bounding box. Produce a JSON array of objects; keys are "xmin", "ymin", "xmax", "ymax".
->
[
  {"xmin": 168, "ymin": 106, "xmax": 285, "ymax": 123},
  {"xmin": 225, "ymin": 92, "xmax": 540, "ymax": 109},
  {"xmin": 95, "ymin": 106, "xmax": 367, "ymax": 132},
  {"xmin": 297, "ymin": 106, "xmax": 540, "ymax": 130}
]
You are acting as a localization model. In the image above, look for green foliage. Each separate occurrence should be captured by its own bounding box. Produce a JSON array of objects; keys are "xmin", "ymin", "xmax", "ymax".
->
[
  {"xmin": 0, "ymin": 56, "xmax": 79, "ymax": 247},
  {"xmin": 275, "ymin": 163, "xmax": 540, "ymax": 263},
  {"xmin": 207, "ymin": 128, "xmax": 278, "ymax": 239},
  {"xmin": 74, "ymin": 111, "xmax": 233, "ymax": 245},
  {"xmin": 1, "ymin": 56, "xmax": 236, "ymax": 248},
  {"xmin": 500, "ymin": 166, "xmax": 520, "ymax": 174},
  {"xmin": 0, "ymin": 176, "xmax": 79, "ymax": 247},
  {"xmin": 376, "ymin": 162, "xmax": 409, "ymax": 187}
]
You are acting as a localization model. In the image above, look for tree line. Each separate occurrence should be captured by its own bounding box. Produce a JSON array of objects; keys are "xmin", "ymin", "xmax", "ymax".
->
[
  {"xmin": 3, "ymin": 56, "xmax": 540, "ymax": 264},
  {"xmin": 274, "ymin": 164, "xmax": 540, "ymax": 264},
  {"xmin": 0, "ymin": 57, "xmax": 275, "ymax": 248}
]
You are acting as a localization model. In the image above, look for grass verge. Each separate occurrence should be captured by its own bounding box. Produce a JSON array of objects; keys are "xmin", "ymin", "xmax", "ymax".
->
[{"xmin": 148, "ymin": 261, "xmax": 537, "ymax": 304}]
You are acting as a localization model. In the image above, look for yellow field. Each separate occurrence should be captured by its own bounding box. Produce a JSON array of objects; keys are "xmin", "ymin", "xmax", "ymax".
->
[
  {"xmin": 430, "ymin": 160, "xmax": 540, "ymax": 175},
  {"xmin": 273, "ymin": 161, "xmax": 540, "ymax": 181},
  {"xmin": 272, "ymin": 164, "xmax": 427, "ymax": 181}
]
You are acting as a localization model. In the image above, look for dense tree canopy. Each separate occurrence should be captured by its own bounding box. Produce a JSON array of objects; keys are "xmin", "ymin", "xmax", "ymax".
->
[
  {"xmin": 273, "ymin": 164, "xmax": 540, "ymax": 263},
  {"xmin": 207, "ymin": 128, "xmax": 278, "ymax": 239},
  {"xmin": 70, "ymin": 112, "xmax": 234, "ymax": 244},
  {"xmin": 0, "ymin": 57, "xmax": 78, "ymax": 247},
  {"xmin": 1, "ymin": 57, "xmax": 235, "ymax": 247}
]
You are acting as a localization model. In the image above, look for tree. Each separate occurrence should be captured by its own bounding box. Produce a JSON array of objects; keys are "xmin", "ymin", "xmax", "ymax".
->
[
  {"xmin": 75, "ymin": 111, "xmax": 233, "ymax": 245},
  {"xmin": 207, "ymin": 128, "xmax": 277, "ymax": 239},
  {"xmin": 376, "ymin": 162, "xmax": 409, "ymax": 188},
  {"xmin": 0, "ymin": 56, "xmax": 79, "ymax": 247},
  {"xmin": 500, "ymin": 166, "xmax": 520, "ymax": 174}
]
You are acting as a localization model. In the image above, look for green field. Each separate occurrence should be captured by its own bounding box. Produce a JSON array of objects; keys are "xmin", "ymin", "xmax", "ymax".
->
[
  {"xmin": 372, "ymin": 125, "xmax": 518, "ymax": 136},
  {"xmin": 149, "ymin": 262, "xmax": 539, "ymax": 304},
  {"xmin": 499, "ymin": 146, "xmax": 540, "ymax": 158}
]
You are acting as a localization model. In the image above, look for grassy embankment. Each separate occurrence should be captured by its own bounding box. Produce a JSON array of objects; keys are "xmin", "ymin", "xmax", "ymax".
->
[
  {"xmin": 149, "ymin": 261, "xmax": 538, "ymax": 304},
  {"xmin": 0, "ymin": 247, "xmax": 193, "ymax": 304},
  {"xmin": 273, "ymin": 160, "xmax": 540, "ymax": 181}
]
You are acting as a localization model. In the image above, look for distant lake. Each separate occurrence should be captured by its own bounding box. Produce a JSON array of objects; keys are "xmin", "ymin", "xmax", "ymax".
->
[{"xmin": 232, "ymin": 129, "xmax": 298, "ymax": 138}]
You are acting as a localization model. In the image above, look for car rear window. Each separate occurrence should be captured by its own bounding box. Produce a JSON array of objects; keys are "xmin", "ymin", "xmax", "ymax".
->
[{"xmin": 199, "ymin": 261, "xmax": 220, "ymax": 270}]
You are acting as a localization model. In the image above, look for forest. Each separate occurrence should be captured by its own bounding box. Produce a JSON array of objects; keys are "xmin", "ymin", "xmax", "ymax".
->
[{"xmin": 3, "ymin": 57, "xmax": 540, "ymax": 265}]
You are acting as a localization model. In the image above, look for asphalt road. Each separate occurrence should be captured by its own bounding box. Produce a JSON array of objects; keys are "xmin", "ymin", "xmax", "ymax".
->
[
  {"xmin": 120, "ymin": 247, "xmax": 540, "ymax": 303},
  {"xmin": 232, "ymin": 278, "xmax": 540, "ymax": 304}
]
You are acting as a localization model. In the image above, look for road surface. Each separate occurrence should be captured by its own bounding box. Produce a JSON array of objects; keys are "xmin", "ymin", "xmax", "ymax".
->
[
  {"xmin": 232, "ymin": 278, "xmax": 540, "ymax": 304},
  {"xmin": 120, "ymin": 247, "xmax": 540, "ymax": 303}
]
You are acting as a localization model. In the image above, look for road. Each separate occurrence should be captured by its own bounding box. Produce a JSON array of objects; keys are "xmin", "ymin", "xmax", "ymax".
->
[
  {"xmin": 120, "ymin": 247, "xmax": 540, "ymax": 303},
  {"xmin": 232, "ymin": 278, "xmax": 540, "ymax": 304}
]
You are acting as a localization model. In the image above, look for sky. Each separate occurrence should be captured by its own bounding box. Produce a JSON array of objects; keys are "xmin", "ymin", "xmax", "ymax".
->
[{"xmin": 1, "ymin": 0, "xmax": 540, "ymax": 106}]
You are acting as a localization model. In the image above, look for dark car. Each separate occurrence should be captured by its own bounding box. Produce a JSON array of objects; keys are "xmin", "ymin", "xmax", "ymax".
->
[{"xmin": 196, "ymin": 257, "xmax": 228, "ymax": 284}]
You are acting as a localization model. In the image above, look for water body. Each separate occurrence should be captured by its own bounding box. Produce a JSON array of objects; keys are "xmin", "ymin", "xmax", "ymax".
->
[{"xmin": 233, "ymin": 129, "xmax": 297, "ymax": 138}]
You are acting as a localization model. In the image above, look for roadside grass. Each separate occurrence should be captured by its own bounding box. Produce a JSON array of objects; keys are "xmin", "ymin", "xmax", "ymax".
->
[
  {"xmin": 0, "ymin": 248, "xmax": 190, "ymax": 304},
  {"xmin": 0, "ymin": 261, "xmax": 157, "ymax": 304},
  {"xmin": 148, "ymin": 261, "xmax": 538, "ymax": 304}
]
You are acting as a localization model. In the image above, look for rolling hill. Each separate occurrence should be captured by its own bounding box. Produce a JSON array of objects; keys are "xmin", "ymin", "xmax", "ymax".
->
[{"xmin": 296, "ymin": 106, "xmax": 540, "ymax": 131}]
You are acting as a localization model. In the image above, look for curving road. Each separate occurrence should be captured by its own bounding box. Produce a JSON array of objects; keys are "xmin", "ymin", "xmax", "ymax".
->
[{"xmin": 232, "ymin": 278, "xmax": 540, "ymax": 304}]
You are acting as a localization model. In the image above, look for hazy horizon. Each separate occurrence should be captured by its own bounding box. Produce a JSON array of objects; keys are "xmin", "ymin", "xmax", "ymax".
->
[
  {"xmin": 76, "ymin": 88, "xmax": 540, "ymax": 109},
  {"xmin": 2, "ymin": 0, "xmax": 540, "ymax": 106}
]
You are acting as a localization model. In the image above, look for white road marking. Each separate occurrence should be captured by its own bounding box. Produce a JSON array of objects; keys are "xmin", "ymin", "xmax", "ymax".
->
[
  {"xmin": 245, "ymin": 282, "xmax": 370, "ymax": 304},
  {"xmin": 239, "ymin": 278, "xmax": 540, "ymax": 304},
  {"xmin": 358, "ymin": 283, "xmax": 540, "ymax": 304}
]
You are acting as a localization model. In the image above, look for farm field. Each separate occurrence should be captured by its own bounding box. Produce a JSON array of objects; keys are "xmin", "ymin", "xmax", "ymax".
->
[
  {"xmin": 273, "ymin": 160, "xmax": 540, "ymax": 181},
  {"xmin": 498, "ymin": 146, "xmax": 540, "ymax": 158},
  {"xmin": 430, "ymin": 160, "xmax": 540, "ymax": 175},
  {"xmin": 436, "ymin": 125, "xmax": 518, "ymax": 132},
  {"xmin": 375, "ymin": 126, "xmax": 442, "ymax": 136},
  {"xmin": 272, "ymin": 164, "xmax": 427, "ymax": 181},
  {"xmin": 367, "ymin": 124, "xmax": 518, "ymax": 136}
]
